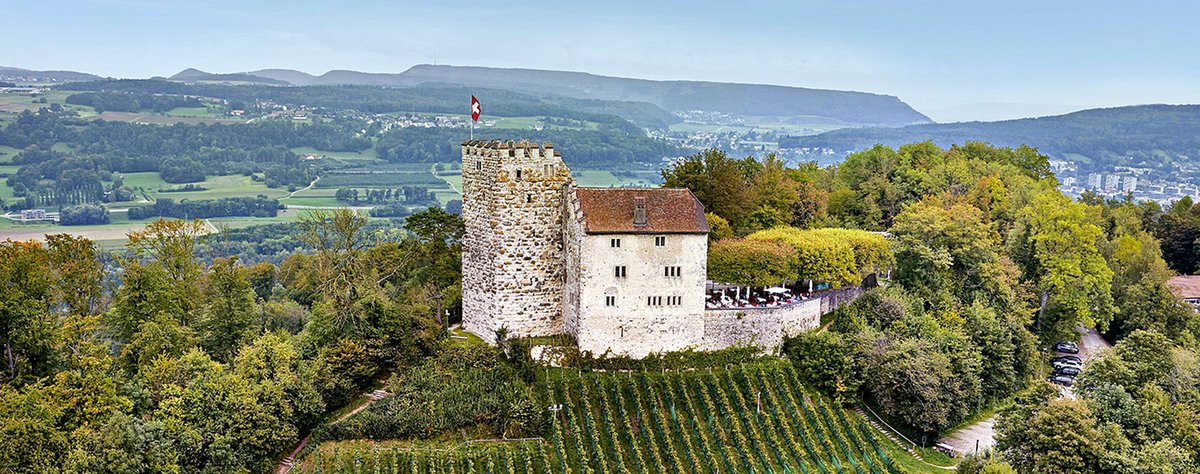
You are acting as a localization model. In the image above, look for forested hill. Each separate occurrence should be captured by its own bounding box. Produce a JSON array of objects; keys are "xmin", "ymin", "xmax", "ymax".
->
[
  {"xmin": 167, "ymin": 68, "xmax": 290, "ymax": 85},
  {"xmin": 58, "ymin": 79, "xmax": 679, "ymax": 130},
  {"xmin": 252, "ymin": 64, "xmax": 934, "ymax": 127},
  {"xmin": 0, "ymin": 66, "xmax": 101, "ymax": 83},
  {"xmin": 784, "ymin": 104, "xmax": 1200, "ymax": 173}
]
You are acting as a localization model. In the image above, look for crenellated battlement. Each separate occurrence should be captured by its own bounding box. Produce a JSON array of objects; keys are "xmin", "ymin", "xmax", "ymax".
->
[{"xmin": 461, "ymin": 139, "xmax": 560, "ymax": 160}]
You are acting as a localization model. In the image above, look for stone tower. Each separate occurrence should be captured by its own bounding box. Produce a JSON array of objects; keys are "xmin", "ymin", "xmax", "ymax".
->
[{"xmin": 460, "ymin": 140, "xmax": 574, "ymax": 342}]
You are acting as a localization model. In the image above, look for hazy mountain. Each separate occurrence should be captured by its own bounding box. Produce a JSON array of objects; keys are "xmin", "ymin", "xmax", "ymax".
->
[
  {"xmin": 0, "ymin": 66, "xmax": 101, "ymax": 83},
  {"xmin": 781, "ymin": 104, "xmax": 1200, "ymax": 174},
  {"xmin": 168, "ymin": 68, "xmax": 289, "ymax": 85},
  {"xmin": 924, "ymin": 102, "xmax": 1087, "ymax": 123},
  {"xmin": 245, "ymin": 68, "xmax": 318, "ymax": 86},
  {"xmin": 303, "ymin": 64, "xmax": 931, "ymax": 127},
  {"xmin": 183, "ymin": 64, "xmax": 930, "ymax": 127}
]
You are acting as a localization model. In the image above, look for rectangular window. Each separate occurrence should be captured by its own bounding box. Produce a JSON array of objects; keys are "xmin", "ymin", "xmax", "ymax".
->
[
  {"xmin": 526, "ymin": 194, "xmax": 533, "ymax": 203},
  {"xmin": 476, "ymin": 160, "xmax": 482, "ymax": 171},
  {"xmin": 615, "ymin": 266, "xmax": 627, "ymax": 278},
  {"xmin": 516, "ymin": 169, "xmax": 523, "ymax": 179},
  {"xmin": 664, "ymin": 266, "xmax": 681, "ymax": 277},
  {"xmin": 655, "ymin": 236, "xmax": 666, "ymax": 246},
  {"xmin": 611, "ymin": 238, "xmax": 621, "ymax": 248},
  {"xmin": 647, "ymin": 296, "xmax": 663, "ymax": 306},
  {"xmin": 605, "ymin": 295, "xmax": 616, "ymax": 307}
]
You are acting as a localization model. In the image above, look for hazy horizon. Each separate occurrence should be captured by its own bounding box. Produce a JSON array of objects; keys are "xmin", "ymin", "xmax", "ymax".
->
[{"xmin": 8, "ymin": 0, "xmax": 1199, "ymax": 123}]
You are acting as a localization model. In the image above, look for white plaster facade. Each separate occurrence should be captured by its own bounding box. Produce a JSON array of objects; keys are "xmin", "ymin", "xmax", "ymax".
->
[{"xmin": 562, "ymin": 222, "xmax": 708, "ymax": 357}]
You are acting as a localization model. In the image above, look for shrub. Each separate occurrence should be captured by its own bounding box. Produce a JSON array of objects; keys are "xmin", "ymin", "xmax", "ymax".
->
[{"xmin": 707, "ymin": 238, "xmax": 798, "ymax": 286}]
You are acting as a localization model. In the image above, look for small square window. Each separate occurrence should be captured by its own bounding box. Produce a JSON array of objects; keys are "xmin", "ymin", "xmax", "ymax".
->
[
  {"xmin": 611, "ymin": 238, "xmax": 621, "ymax": 248},
  {"xmin": 605, "ymin": 295, "xmax": 616, "ymax": 307},
  {"xmin": 655, "ymin": 236, "xmax": 666, "ymax": 246},
  {"xmin": 615, "ymin": 266, "xmax": 627, "ymax": 278},
  {"xmin": 526, "ymin": 194, "xmax": 533, "ymax": 203}
]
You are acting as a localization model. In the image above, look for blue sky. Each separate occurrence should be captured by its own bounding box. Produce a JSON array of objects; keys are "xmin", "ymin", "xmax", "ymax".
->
[{"xmin": 7, "ymin": 0, "xmax": 1199, "ymax": 122}]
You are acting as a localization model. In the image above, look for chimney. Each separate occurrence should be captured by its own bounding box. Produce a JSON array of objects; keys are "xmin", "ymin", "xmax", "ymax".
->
[{"xmin": 633, "ymin": 197, "xmax": 648, "ymax": 227}]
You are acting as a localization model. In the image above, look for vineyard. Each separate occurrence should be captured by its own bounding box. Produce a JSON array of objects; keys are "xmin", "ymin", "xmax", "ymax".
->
[
  {"xmin": 315, "ymin": 171, "xmax": 448, "ymax": 188},
  {"xmin": 297, "ymin": 363, "xmax": 910, "ymax": 474}
]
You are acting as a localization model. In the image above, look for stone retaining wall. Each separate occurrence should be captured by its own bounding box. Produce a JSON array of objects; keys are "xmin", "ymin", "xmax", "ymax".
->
[{"xmin": 700, "ymin": 285, "xmax": 864, "ymax": 351}]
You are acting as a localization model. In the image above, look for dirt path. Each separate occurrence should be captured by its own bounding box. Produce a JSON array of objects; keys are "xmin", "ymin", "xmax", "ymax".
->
[
  {"xmin": 276, "ymin": 390, "xmax": 389, "ymax": 474},
  {"xmin": 287, "ymin": 176, "xmax": 320, "ymax": 198}
]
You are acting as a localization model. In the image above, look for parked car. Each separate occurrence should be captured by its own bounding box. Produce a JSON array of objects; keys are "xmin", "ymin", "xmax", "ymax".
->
[
  {"xmin": 1053, "ymin": 360, "xmax": 1084, "ymax": 371},
  {"xmin": 1055, "ymin": 366, "xmax": 1082, "ymax": 376},
  {"xmin": 1049, "ymin": 375, "xmax": 1075, "ymax": 387},
  {"xmin": 1053, "ymin": 341, "xmax": 1079, "ymax": 354},
  {"xmin": 1053, "ymin": 355, "xmax": 1083, "ymax": 365}
]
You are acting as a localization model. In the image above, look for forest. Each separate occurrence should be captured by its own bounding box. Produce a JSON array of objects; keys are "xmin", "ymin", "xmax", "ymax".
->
[
  {"xmin": 65, "ymin": 91, "xmax": 204, "ymax": 113},
  {"xmin": 664, "ymin": 142, "xmax": 1200, "ymax": 472},
  {"xmin": 1, "ymin": 208, "xmax": 463, "ymax": 473}
]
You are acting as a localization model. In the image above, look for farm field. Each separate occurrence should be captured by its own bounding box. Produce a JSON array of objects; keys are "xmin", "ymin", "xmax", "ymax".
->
[
  {"xmin": 0, "ymin": 90, "xmax": 89, "ymax": 114},
  {"xmin": 0, "ymin": 209, "xmax": 366, "ymax": 242},
  {"xmin": 315, "ymin": 171, "xmax": 448, "ymax": 188},
  {"xmin": 0, "ymin": 145, "xmax": 19, "ymax": 163},
  {"xmin": 574, "ymin": 170, "xmax": 657, "ymax": 188},
  {"xmin": 433, "ymin": 190, "xmax": 462, "ymax": 205},
  {"xmin": 92, "ymin": 111, "xmax": 243, "ymax": 125},
  {"xmin": 0, "ymin": 212, "xmax": 146, "ymax": 243},
  {"xmin": 114, "ymin": 172, "xmax": 290, "ymax": 201},
  {"xmin": 299, "ymin": 363, "xmax": 927, "ymax": 474},
  {"xmin": 438, "ymin": 172, "xmax": 462, "ymax": 193}
]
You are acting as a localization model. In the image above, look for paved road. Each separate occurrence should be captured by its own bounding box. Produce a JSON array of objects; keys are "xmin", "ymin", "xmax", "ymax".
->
[{"xmin": 937, "ymin": 326, "xmax": 1112, "ymax": 456}]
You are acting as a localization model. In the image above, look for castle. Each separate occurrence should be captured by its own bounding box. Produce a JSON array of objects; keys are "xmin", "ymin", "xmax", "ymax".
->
[{"xmin": 461, "ymin": 140, "xmax": 849, "ymax": 358}]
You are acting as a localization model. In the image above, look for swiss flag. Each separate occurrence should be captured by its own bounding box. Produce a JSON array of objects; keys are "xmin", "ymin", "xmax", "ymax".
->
[{"xmin": 470, "ymin": 95, "xmax": 481, "ymax": 122}]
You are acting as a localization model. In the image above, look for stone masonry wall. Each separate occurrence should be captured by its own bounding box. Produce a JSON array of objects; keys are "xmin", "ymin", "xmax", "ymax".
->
[
  {"xmin": 461, "ymin": 140, "xmax": 573, "ymax": 342},
  {"xmin": 700, "ymin": 285, "xmax": 864, "ymax": 351}
]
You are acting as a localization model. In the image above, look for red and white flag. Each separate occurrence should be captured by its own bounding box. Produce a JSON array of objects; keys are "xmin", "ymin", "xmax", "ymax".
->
[{"xmin": 470, "ymin": 95, "xmax": 481, "ymax": 122}]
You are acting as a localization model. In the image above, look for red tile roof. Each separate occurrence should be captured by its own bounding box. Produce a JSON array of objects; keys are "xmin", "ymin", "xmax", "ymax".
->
[
  {"xmin": 574, "ymin": 187, "xmax": 709, "ymax": 234},
  {"xmin": 1169, "ymin": 275, "xmax": 1200, "ymax": 299}
]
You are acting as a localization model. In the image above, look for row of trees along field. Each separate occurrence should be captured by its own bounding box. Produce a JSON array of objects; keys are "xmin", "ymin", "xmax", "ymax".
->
[
  {"xmin": 0, "ymin": 208, "xmax": 464, "ymax": 473},
  {"xmin": 334, "ymin": 186, "xmax": 435, "ymax": 204},
  {"xmin": 664, "ymin": 143, "xmax": 1200, "ymax": 471}
]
